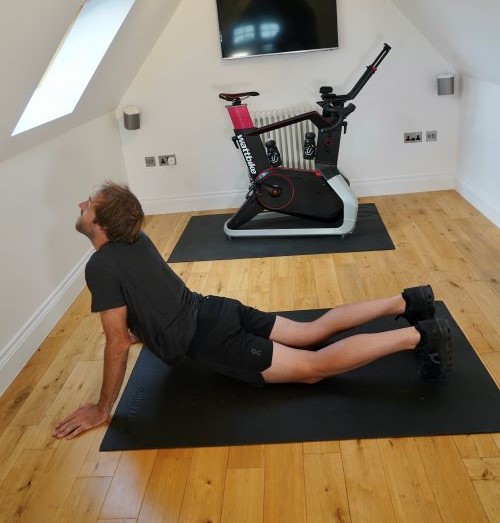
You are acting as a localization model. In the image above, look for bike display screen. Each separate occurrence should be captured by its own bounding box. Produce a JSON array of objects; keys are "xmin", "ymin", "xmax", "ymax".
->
[{"xmin": 216, "ymin": 0, "xmax": 339, "ymax": 59}]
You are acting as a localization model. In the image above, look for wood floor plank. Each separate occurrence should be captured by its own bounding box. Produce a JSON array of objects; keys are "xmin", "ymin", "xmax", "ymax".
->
[
  {"xmin": 481, "ymin": 352, "xmax": 500, "ymax": 387},
  {"xmin": 302, "ymin": 441, "xmax": 341, "ymax": 454},
  {"xmin": 11, "ymin": 318, "xmax": 101, "ymax": 426},
  {"xmin": 453, "ymin": 434, "xmax": 500, "ymax": 459},
  {"xmin": 0, "ymin": 336, "xmax": 68, "ymax": 434},
  {"xmin": 169, "ymin": 261, "xmax": 192, "ymax": 281},
  {"xmin": 221, "ymin": 468, "xmax": 265, "ymax": 523},
  {"xmin": 340, "ymin": 439, "xmax": 397, "ymax": 523},
  {"xmin": 17, "ymin": 430, "xmax": 96, "ymax": 523},
  {"xmin": 184, "ymin": 260, "xmax": 212, "ymax": 293},
  {"xmin": 463, "ymin": 458, "xmax": 500, "ymax": 523},
  {"xmin": 247, "ymin": 258, "xmax": 272, "ymax": 311},
  {"xmin": 463, "ymin": 281, "xmax": 500, "ymax": 344},
  {"xmin": 0, "ymin": 425, "xmax": 31, "ymax": 482},
  {"xmin": 227, "ymin": 444, "xmax": 265, "ymax": 469},
  {"xmin": 137, "ymin": 450, "xmax": 192, "ymax": 523},
  {"xmin": 78, "ymin": 426, "xmax": 121, "ymax": 477},
  {"xmin": 0, "ymin": 448, "xmax": 54, "ymax": 523},
  {"xmin": 154, "ymin": 212, "xmax": 191, "ymax": 260},
  {"xmin": 416, "ymin": 436, "xmax": 489, "ymax": 522},
  {"xmin": 378, "ymin": 438, "xmax": 441, "ymax": 523},
  {"xmin": 434, "ymin": 280, "xmax": 500, "ymax": 354},
  {"xmin": 56, "ymin": 476, "xmax": 111, "ymax": 523},
  {"xmin": 178, "ymin": 446, "xmax": 229, "ymax": 523},
  {"xmin": 99, "ymin": 450, "xmax": 157, "ymax": 520},
  {"xmin": 227, "ymin": 258, "xmax": 251, "ymax": 293},
  {"xmin": 312, "ymin": 255, "xmax": 343, "ymax": 309},
  {"xmin": 292, "ymin": 255, "xmax": 319, "ymax": 310},
  {"xmin": 270, "ymin": 257, "xmax": 294, "ymax": 311},
  {"xmin": 334, "ymin": 261, "xmax": 364, "ymax": 303},
  {"xmin": 23, "ymin": 360, "xmax": 102, "ymax": 450},
  {"xmin": 264, "ymin": 443, "xmax": 306, "ymax": 523},
  {"xmin": 493, "ymin": 434, "xmax": 500, "ymax": 453},
  {"xmin": 304, "ymin": 452, "xmax": 351, "ymax": 523},
  {"xmin": 203, "ymin": 260, "xmax": 233, "ymax": 297}
]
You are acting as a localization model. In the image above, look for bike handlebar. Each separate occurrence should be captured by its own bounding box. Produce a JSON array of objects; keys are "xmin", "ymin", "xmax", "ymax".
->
[{"xmin": 321, "ymin": 43, "xmax": 391, "ymax": 104}]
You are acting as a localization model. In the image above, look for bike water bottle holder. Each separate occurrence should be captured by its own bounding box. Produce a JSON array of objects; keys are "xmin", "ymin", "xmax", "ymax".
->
[
  {"xmin": 265, "ymin": 140, "xmax": 282, "ymax": 167},
  {"xmin": 303, "ymin": 132, "xmax": 316, "ymax": 160}
]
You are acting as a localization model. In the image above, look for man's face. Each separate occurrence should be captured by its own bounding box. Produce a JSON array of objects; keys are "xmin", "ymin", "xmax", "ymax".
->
[{"xmin": 75, "ymin": 193, "xmax": 99, "ymax": 238}]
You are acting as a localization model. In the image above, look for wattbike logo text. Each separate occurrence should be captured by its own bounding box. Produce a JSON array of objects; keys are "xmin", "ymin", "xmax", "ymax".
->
[{"xmin": 237, "ymin": 134, "xmax": 257, "ymax": 175}]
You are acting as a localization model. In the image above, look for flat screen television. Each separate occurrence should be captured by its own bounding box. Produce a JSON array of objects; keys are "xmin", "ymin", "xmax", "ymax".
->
[{"xmin": 216, "ymin": 0, "xmax": 339, "ymax": 59}]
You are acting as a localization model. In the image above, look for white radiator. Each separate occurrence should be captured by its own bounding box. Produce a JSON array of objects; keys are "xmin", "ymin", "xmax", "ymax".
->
[{"xmin": 251, "ymin": 107, "xmax": 316, "ymax": 170}]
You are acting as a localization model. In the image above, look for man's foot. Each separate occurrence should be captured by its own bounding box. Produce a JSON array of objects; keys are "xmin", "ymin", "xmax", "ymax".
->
[
  {"xmin": 398, "ymin": 285, "xmax": 435, "ymax": 324},
  {"xmin": 414, "ymin": 318, "xmax": 453, "ymax": 380}
]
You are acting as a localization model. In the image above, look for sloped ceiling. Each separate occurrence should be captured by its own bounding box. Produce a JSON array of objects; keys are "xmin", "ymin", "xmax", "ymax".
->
[
  {"xmin": 3, "ymin": 0, "xmax": 498, "ymax": 163},
  {"xmin": 390, "ymin": 0, "xmax": 500, "ymax": 86},
  {"xmin": 0, "ymin": 0, "xmax": 182, "ymax": 161}
]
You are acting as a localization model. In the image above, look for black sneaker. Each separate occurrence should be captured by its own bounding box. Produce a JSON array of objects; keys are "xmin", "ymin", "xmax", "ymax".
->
[
  {"xmin": 398, "ymin": 285, "xmax": 435, "ymax": 324},
  {"xmin": 414, "ymin": 318, "xmax": 453, "ymax": 380}
]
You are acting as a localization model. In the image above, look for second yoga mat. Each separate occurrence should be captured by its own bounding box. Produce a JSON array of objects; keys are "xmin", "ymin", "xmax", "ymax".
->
[{"xmin": 167, "ymin": 203, "xmax": 394, "ymax": 262}]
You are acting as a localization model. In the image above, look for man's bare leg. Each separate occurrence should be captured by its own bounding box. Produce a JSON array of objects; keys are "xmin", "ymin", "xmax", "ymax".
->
[
  {"xmin": 270, "ymin": 294, "xmax": 406, "ymax": 348},
  {"xmin": 262, "ymin": 326, "xmax": 420, "ymax": 384}
]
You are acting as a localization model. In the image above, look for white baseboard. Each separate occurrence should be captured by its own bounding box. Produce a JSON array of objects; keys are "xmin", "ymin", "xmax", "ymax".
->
[
  {"xmin": 0, "ymin": 249, "xmax": 93, "ymax": 395},
  {"xmin": 456, "ymin": 176, "xmax": 500, "ymax": 227},
  {"xmin": 351, "ymin": 172, "xmax": 456, "ymax": 197},
  {"xmin": 140, "ymin": 173, "xmax": 457, "ymax": 215},
  {"xmin": 141, "ymin": 189, "xmax": 247, "ymax": 215}
]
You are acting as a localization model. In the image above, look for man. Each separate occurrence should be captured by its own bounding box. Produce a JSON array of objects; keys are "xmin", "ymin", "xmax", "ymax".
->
[{"xmin": 54, "ymin": 181, "xmax": 452, "ymax": 440}]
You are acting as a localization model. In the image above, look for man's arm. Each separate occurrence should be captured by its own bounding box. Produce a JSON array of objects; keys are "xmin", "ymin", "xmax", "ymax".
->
[{"xmin": 53, "ymin": 306, "xmax": 131, "ymax": 439}]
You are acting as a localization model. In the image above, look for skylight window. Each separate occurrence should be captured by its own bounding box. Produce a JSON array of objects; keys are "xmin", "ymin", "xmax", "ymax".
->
[{"xmin": 12, "ymin": 0, "xmax": 136, "ymax": 136}]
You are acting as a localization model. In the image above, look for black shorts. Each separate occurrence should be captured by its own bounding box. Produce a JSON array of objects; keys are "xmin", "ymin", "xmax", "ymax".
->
[{"xmin": 187, "ymin": 295, "xmax": 276, "ymax": 387}]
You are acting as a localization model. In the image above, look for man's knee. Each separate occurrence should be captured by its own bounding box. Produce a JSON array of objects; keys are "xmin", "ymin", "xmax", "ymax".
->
[
  {"xmin": 297, "ymin": 352, "xmax": 326, "ymax": 384},
  {"xmin": 263, "ymin": 346, "xmax": 325, "ymax": 384}
]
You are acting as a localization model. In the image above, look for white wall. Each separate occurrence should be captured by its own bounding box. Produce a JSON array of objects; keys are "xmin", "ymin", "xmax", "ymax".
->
[
  {"xmin": 390, "ymin": 0, "xmax": 500, "ymax": 225},
  {"xmin": 0, "ymin": 112, "xmax": 127, "ymax": 393},
  {"xmin": 390, "ymin": 0, "xmax": 500, "ymax": 86},
  {"xmin": 119, "ymin": 0, "xmax": 459, "ymax": 214},
  {"xmin": 457, "ymin": 77, "xmax": 500, "ymax": 226}
]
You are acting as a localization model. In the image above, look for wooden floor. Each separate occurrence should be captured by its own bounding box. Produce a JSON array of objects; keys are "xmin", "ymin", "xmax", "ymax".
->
[{"xmin": 0, "ymin": 190, "xmax": 499, "ymax": 523}]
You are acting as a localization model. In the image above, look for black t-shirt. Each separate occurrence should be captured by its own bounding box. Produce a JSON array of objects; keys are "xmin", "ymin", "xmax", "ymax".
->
[{"xmin": 85, "ymin": 232, "xmax": 202, "ymax": 365}]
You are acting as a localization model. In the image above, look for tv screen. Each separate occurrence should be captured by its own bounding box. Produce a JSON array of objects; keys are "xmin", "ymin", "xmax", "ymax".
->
[{"xmin": 216, "ymin": 0, "xmax": 339, "ymax": 59}]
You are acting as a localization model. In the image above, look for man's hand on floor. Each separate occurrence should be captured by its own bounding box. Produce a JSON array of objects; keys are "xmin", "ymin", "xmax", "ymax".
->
[{"xmin": 53, "ymin": 403, "xmax": 110, "ymax": 439}]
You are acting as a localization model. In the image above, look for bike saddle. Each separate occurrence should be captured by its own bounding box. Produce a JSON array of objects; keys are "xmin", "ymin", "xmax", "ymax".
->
[{"xmin": 219, "ymin": 91, "xmax": 260, "ymax": 105}]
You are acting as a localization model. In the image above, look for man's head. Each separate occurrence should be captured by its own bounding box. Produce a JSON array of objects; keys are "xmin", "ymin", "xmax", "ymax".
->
[{"xmin": 76, "ymin": 181, "xmax": 144, "ymax": 244}]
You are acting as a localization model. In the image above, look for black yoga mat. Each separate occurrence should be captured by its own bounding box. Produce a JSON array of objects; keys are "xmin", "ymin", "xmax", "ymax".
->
[
  {"xmin": 167, "ymin": 203, "xmax": 394, "ymax": 262},
  {"xmin": 100, "ymin": 302, "xmax": 500, "ymax": 451}
]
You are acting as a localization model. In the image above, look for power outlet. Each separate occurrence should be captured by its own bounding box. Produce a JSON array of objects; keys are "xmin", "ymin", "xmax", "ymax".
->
[
  {"xmin": 159, "ymin": 154, "xmax": 177, "ymax": 166},
  {"xmin": 404, "ymin": 132, "xmax": 423, "ymax": 143},
  {"xmin": 426, "ymin": 130, "xmax": 437, "ymax": 142},
  {"xmin": 145, "ymin": 156, "xmax": 156, "ymax": 167}
]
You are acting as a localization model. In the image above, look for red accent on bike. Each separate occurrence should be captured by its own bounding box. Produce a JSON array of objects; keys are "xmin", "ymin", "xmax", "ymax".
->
[
  {"xmin": 371, "ymin": 66, "xmax": 378, "ymax": 72},
  {"xmin": 314, "ymin": 170, "xmax": 323, "ymax": 177},
  {"xmin": 227, "ymin": 105, "xmax": 254, "ymax": 129}
]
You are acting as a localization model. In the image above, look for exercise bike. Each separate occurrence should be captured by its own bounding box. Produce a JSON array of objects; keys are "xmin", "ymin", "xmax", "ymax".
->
[{"xmin": 219, "ymin": 43, "xmax": 391, "ymax": 238}]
